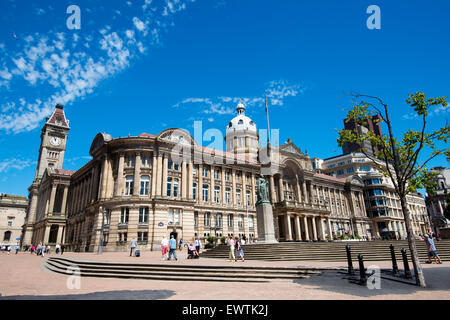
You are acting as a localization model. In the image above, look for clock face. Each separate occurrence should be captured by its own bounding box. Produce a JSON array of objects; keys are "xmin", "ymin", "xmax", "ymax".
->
[{"xmin": 50, "ymin": 136, "xmax": 61, "ymax": 146}]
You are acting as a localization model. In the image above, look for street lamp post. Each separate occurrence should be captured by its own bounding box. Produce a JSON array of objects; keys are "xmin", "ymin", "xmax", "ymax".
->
[{"xmin": 98, "ymin": 206, "xmax": 105, "ymax": 255}]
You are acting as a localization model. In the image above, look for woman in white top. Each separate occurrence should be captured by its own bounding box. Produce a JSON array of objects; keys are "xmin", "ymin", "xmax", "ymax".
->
[{"xmin": 161, "ymin": 236, "xmax": 169, "ymax": 261}]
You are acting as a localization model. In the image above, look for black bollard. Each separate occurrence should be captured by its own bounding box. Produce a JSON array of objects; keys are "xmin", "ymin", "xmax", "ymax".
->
[
  {"xmin": 390, "ymin": 244, "xmax": 399, "ymax": 276},
  {"xmin": 401, "ymin": 248, "xmax": 412, "ymax": 279},
  {"xmin": 346, "ymin": 244, "xmax": 353, "ymax": 274},
  {"xmin": 358, "ymin": 254, "xmax": 366, "ymax": 285}
]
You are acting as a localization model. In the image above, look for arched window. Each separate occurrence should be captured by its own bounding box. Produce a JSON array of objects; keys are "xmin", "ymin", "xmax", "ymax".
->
[{"xmin": 238, "ymin": 119, "xmax": 243, "ymax": 125}]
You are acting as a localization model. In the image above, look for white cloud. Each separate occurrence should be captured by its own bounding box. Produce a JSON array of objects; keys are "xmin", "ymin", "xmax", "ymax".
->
[
  {"xmin": 0, "ymin": 158, "xmax": 33, "ymax": 174},
  {"xmin": 0, "ymin": 1, "xmax": 196, "ymax": 134},
  {"xmin": 173, "ymin": 80, "xmax": 305, "ymax": 116}
]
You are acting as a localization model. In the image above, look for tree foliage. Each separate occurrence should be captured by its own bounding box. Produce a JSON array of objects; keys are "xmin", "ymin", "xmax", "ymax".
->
[{"xmin": 337, "ymin": 92, "xmax": 449, "ymax": 197}]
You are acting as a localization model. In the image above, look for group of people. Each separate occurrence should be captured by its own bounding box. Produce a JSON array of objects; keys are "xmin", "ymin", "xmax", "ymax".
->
[
  {"xmin": 159, "ymin": 236, "xmax": 202, "ymax": 260},
  {"xmin": 26, "ymin": 243, "xmax": 65, "ymax": 256},
  {"xmin": 0, "ymin": 244, "xmax": 19, "ymax": 254},
  {"xmin": 226, "ymin": 236, "xmax": 245, "ymax": 262}
]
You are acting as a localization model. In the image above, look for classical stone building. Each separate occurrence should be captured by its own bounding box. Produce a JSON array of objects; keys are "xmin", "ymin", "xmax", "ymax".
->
[
  {"xmin": 22, "ymin": 102, "xmax": 378, "ymax": 251},
  {"xmin": 1, "ymin": 194, "xmax": 27, "ymax": 247}
]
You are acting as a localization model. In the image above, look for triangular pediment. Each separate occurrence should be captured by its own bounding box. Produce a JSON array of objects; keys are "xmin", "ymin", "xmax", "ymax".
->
[{"xmin": 280, "ymin": 141, "xmax": 304, "ymax": 157}]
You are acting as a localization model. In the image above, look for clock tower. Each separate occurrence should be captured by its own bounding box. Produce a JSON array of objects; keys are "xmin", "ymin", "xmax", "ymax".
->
[{"xmin": 34, "ymin": 104, "xmax": 70, "ymax": 181}]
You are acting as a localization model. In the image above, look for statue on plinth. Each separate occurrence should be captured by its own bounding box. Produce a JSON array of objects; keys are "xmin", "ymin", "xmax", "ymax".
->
[
  {"xmin": 255, "ymin": 174, "xmax": 278, "ymax": 243},
  {"xmin": 256, "ymin": 174, "xmax": 270, "ymax": 206}
]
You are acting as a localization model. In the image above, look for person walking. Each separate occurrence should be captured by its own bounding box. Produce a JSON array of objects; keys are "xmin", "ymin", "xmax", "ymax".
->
[
  {"xmin": 424, "ymin": 234, "xmax": 442, "ymax": 264},
  {"xmin": 194, "ymin": 237, "xmax": 202, "ymax": 255},
  {"xmin": 228, "ymin": 236, "xmax": 235, "ymax": 262},
  {"xmin": 129, "ymin": 238, "xmax": 137, "ymax": 257},
  {"xmin": 30, "ymin": 244, "xmax": 35, "ymax": 255},
  {"xmin": 41, "ymin": 244, "xmax": 46, "ymax": 257},
  {"xmin": 61, "ymin": 244, "xmax": 65, "ymax": 255},
  {"xmin": 15, "ymin": 244, "xmax": 20, "ymax": 255},
  {"xmin": 178, "ymin": 238, "xmax": 183, "ymax": 251},
  {"xmin": 168, "ymin": 235, "xmax": 178, "ymax": 261},
  {"xmin": 7, "ymin": 246, "xmax": 11, "ymax": 255},
  {"xmin": 55, "ymin": 243, "xmax": 60, "ymax": 254},
  {"xmin": 36, "ymin": 243, "xmax": 42, "ymax": 256},
  {"xmin": 161, "ymin": 236, "xmax": 169, "ymax": 261},
  {"xmin": 235, "ymin": 237, "xmax": 244, "ymax": 262}
]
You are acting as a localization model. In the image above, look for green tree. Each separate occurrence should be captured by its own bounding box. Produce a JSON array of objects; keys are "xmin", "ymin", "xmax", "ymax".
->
[{"xmin": 338, "ymin": 92, "xmax": 449, "ymax": 287}]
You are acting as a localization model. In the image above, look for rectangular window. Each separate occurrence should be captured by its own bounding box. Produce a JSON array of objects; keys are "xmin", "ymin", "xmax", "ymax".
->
[
  {"xmin": 173, "ymin": 178, "xmax": 179, "ymax": 197},
  {"xmin": 137, "ymin": 232, "xmax": 148, "ymax": 242},
  {"xmin": 105, "ymin": 210, "xmax": 111, "ymax": 225},
  {"xmin": 225, "ymin": 188, "xmax": 231, "ymax": 204},
  {"xmin": 168, "ymin": 160, "xmax": 173, "ymax": 170},
  {"xmin": 120, "ymin": 207, "xmax": 129, "ymax": 224},
  {"xmin": 168, "ymin": 208, "xmax": 181, "ymax": 225},
  {"xmin": 193, "ymin": 166, "xmax": 197, "ymax": 176},
  {"xmin": 236, "ymin": 189, "xmax": 241, "ymax": 205},
  {"xmin": 204, "ymin": 212, "xmax": 211, "ymax": 227},
  {"xmin": 225, "ymin": 171, "xmax": 230, "ymax": 181},
  {"xmin": 346, "ymin": 167, "xmax": 354, "ymax": 173},
  {"xmin": 214, "ymin": 186, "xmax": 220, "ymax": 203},
  {"xmin": 167, "ymin": 177, "xmax": 172, "ymax": 197},
  {"xmin": 214, "ymin": 169, "xmax": 219, "ymax": 180},
  {"xmin": 193, "ymin": 183, "xmax": 197, "ymax": 200},
  {"xmin": 215, "ymin": 214, "xmax": 222, "ymax": 228},
  {"xmin": 227, "ymin": 214, "xmax": 233, "ymax": 228},
  {"xmin": 202, "ymin": 184, "xmax": 209, "ymax": 202},
  {"xmin": 248, "ymin": 215, "xmax": 254, "ymax": 229},
  {"xmin": 246, "ymin": 190, "xmax": 251, "ymax": 206},
  {"xmin": 194, "ymin": 212, "xmax": 199, "ymax": 228},
  {"xmin": 238, "ymin": 215, "xmax": 244, "ymax": 229},
  {"xmin": 125, "ymin": 176, "xmax": 134, "ymax": 195},
  {"xmin": 140, "ymin": 175, "xmax": 150, "ymax": 195},
  {"xmin": 139, "ymin": 207, "xmax": 149, "ymax": 223},
  {"xmin": 202, "ymin": 167, "xmax": 208, "ymax": 177}
]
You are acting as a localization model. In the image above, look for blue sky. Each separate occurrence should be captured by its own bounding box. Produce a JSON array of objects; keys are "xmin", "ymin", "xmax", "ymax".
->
[{"xmin": 0, "ymin": 0, "xmax": 449, "ymax": 196}]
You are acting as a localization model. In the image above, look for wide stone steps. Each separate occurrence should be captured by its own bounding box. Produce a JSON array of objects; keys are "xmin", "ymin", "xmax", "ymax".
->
[
  {"xmin": 44, "ymin": 257, "xmax": 322, "ymax": 282},
  {"xmin": 200, "ymin": 240, "xmax": 450, "ymax": 262}
]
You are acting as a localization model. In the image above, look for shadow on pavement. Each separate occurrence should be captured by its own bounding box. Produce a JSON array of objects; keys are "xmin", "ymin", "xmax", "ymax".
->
[
  {"xmin": 293, "ymin": 267, "xmax": 450, "ymax": 298},
  {"xmin": 0, "ymin": 289, "xmax": 175, "ymax": 300}
]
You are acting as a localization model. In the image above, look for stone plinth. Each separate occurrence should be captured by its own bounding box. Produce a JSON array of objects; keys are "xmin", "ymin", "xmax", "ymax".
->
[{"xmin": 256, "ymin": 203, "xmax": 278, "ymax": 243}]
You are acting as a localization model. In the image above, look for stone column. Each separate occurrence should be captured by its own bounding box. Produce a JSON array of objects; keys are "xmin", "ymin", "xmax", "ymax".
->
[
  {"xmin": 151, "ymin": 152, "xmax": 157, "ymax": 196},
  {"xmin": 242, "ymin": 170, "xmax": 247, "ymax": 206},
  {"xmin": 270, "ymin": 175, "xmax": 276, "ymax": 203},
  {"xmin": 133, "ymin": 152, "xmax": 141, "ymax": 195},
  {"xmin": 320, "ymin": 218, "xmax": 326, "ymax": 239},
  {"xmin": 188, "ymin": 162, "xmax": 193, "ymax": 200},
  {"xmin": 231, "ymin": 169, "xmax": 236, "ymax": 206},
  {"xmin": 302, "ymin": 181, "xmax": 308, "ymax": 204},
  {"xmin": 327, "ymin": 218, "xmax": 333, "ymax": 240},
  {"xmin": 285, "ymin": 214, "xmax": 293, "ymax": 241},
  {"xmin": 210, "ymin": 166, "xmax": 215, "ymax": 204},
  {"xmin": 61, "ymin": 185, "xmax": 69, "ymax": 215},
  {"xmin": 359, "ymin": 192, "xmax": 366, "ymax": 217},
  {"xmin": 221, "ymin": 167, "xmax": 226, "ymax": 206},
  {"xmin": 48, "ymin": 184, "xmax": 57, "ymax": 214},
  {"xmin": 56, "ymin": 225, "xmax": 64, "ymax": 244},
  {"xmin": 309, "ymin": 182, "xmax": 316, "ymax": 204},
  {"xmin": 295, "ymin": 215, "xmax": 302, "ymax": 240},
  {"xmin": 182, "ymin": 161, "xmax": 187, "ymax": 199},
  {"xmin": 311, "ymin": 216, "xmax": 318, "ymax": 241},
  {"xmin": 162, "ymin": 154, "xmax": 168, "ymax": 198},
  {"xmin": 303, "ymin": 216, "xmax": 310, "ymax": 241},
  {"xmin": 155, "ymin": 152, "xmax": 163, "ymax": 196},
  {"xmin": 296, "ymin": 180, "xmax": 302, "ymax": 203},
  {"xmin": 250, "ymin": 172, "xmax": 256, "ymax": 207},
  {"xmin": 279, "ymin": 177, "xmax": 284, "ymax": 202},
  {"xmin": 43, "ymin": 225, "xmax": 51, "ymax": 244},
  {"xmin": 198, "ymin": 164, "xmax": 203, "ymax": 202},
  {"xmin": 117, "ymin": 153, "xmax": 125, "ymax": 197}
]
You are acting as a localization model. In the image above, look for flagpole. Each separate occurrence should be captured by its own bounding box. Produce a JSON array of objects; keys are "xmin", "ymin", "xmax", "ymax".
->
[{"xmin": 265, "ymin": 92, "xmax": 271, "ymax": 144}]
